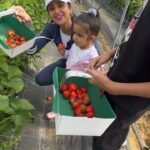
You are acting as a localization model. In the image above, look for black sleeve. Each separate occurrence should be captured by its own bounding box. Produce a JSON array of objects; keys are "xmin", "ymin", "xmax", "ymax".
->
[{"xmin": 108, "ymin": 1, "xmax": 150, "ymax": 82}]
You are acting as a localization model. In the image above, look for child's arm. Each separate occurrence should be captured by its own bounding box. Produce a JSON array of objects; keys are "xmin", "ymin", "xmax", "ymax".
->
[
  {"xmin": 89, "ymin": 48, "xmax": 116, "ymax": 69},
  {"xmin": 86, "ymin": 68, "xmax": 150, "ymax": 98}
]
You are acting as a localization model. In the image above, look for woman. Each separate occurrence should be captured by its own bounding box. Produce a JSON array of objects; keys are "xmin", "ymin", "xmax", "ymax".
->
[{"xmin": 12, "ymin": 0, "xmax": 101, "ymax": 86}]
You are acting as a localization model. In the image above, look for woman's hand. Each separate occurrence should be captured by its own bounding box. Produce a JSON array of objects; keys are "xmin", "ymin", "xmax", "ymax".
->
[
  {"xmin": 9, "ymin": 6, "xmax": 32, "ymax": 26},
  {"xmin": 58, "ymin": 43, "xmax": 65, "ymax": 56}
]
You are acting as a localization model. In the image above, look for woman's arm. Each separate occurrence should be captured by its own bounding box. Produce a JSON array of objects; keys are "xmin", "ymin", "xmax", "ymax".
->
[
  {"xmin": 86, "ymin": 68, "xmax": 150, "ymax": 98},
  {"xmin": 27, "ymin": 24, "xmax": 55, "ymax": 55},
  {"xmin": 9, "ymin": 6, "xmax": 32, "ymax": 26}
]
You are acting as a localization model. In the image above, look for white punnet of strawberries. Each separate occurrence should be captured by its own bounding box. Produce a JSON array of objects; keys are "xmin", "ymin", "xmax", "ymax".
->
[{"xmin": 60, "ymin": 83, "xmax": 95, "ymax": 118}]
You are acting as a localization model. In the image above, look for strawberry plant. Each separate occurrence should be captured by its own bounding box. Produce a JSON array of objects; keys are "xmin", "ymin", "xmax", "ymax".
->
[
  {"xmin": 0, "ymin": 0, "xmax": 49, "ymax": 149},
  {"xmin": 0, "ymin": 50, "xmax": 35, "ymax": 150}
]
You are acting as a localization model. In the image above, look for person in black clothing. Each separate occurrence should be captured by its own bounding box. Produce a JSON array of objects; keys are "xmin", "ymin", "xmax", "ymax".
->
[{"xmin": 86, "ymin": 1, "xmax": 150, "ymax": 150}]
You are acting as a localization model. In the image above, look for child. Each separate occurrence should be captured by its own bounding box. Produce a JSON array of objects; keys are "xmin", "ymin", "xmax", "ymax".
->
[
  {"xmin": 66, "ymin": 8, "xmax": 103, "ymax": 71},
  {"xmin": 86, "ymin": 1, "xmax": 150, "ymax": 150},
  {"xmin": 47, "ymin": 8, "xmax": 103, "ymax": 119}
]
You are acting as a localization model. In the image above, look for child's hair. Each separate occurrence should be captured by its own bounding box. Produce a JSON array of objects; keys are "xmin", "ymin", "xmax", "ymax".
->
[{"xmin": 74, "ymin": 8, "xmax": 100, "ymax": 36}]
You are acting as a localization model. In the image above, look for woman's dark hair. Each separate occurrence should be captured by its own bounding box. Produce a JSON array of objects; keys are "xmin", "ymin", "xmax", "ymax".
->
[{"xmin": 74, "ymin": 8, "xmax": 100, "ymax": 36}]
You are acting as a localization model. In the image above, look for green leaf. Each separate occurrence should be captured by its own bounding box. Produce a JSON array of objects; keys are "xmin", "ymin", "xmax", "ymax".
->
[
  {"xmin": 0, "ymin": 85, "xmax": 4, "ymax": 91},
  {"xmin": 19, "ymin": 99, "xmax": 34, "ymax": 110},
  {"xmin": 0, "ymin": 79, "xmax": 11, "ymax": 87},
  {"xmin": 10, "ymin": 99, "xmax": 34, "ymax": 110},
  {"xmin": 9, "ymin": 77, "xmax": 24, "ymax": 93},
  {"xmin": 0, "ymin": 95, "xmax": 9, "ymax": 111},
  {"xmin": 0, "ymin": 119, "xmax": 14, "ymax": 134},
  {"xmin": 8, "ymin": 66, "xmax": 23, "ymax": 79},
  {"xmin": 3, "ymin": 107, "xmax": 15, "ymax": 114},
  {"xmin": 12, "ymin": 111, "xmax": 32, "ymax": 134},
  {"xmin": 0, "ymin": 58, "xmax": 8, "ymax": 73}
]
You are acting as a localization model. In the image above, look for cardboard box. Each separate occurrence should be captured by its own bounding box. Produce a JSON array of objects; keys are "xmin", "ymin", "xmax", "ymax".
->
[
  {"xmin": 0, "ymin": 10, "xmax": 36, "ymax": 58},
  {"xmin": 52, "ymin": 67, "xmax": 116, "ymax": 136}
]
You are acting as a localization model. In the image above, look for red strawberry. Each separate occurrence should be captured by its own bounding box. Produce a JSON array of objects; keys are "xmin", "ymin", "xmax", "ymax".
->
[
  {"xmin": 79, "ymin": 104, "xmax": 86, "ymax": 113},
  {"xmin": 69, "ymin": 96, "xmax": 76, "ymax": 104},
  {"xmin": 77, "ymin": 113, "xmax": 85, "ymax": 117},
  {"xmin": 60, "ymin": 84, "xmax": 68, "ymax": 93},
  {"xmin": 7, "ymin": 29, "xmax": 16, "ymax": 38},
  {"xmin": 15, "ymin": 40, "xmax": 21, "ymax": 46},
  {"xmin": 86, "ymin": 112, "xmax": 94, "ymax": 118},
  {"xmin": 83, "ymin": 98, "xmax": 91, "ymax": 105},
  {"xmin": 47, "ymin": 96, "xmax": 53, "ymax": 102},
  {"xmin": 86, "ymin": 105, "xmax": 94, "ymax": 113},
  {"xmin": 77, "ymin": 99, "xmax": 83, "ymax": 105},
  {"xmin": 72, "ymin": 101, "xmax": 79, "ymax": 109},
  {"xmin": 76, "ymin": 89, "xmax": 82, "ymax": 95},
  {"xmin": 68, "ymin": 83, "xmax": 77, "ymax": 91},
  {"xmin": 58, "ymin": 43, "xmax": 65, "ymax": 50},
  {"xmin": 77, "ymin": 93, "xmax": 85, "ymax": 99},
  {"xmin": 74, "ymin": 108, "xmax": 82, "ymax": 116},
  {"xmin": 63, "ymin": 90, "xmax": 70, "ymax": 98},
  {"xmin": 9, "ymin": 43, "xmax": 16, "ymax": 49},
  {"xmin": 20, "ymin": 36, "xmax": 26, "ymax": 41},
  {"xmin": 69, "ymin": 91, "xmax": 77, "ymax": 98},
  {"xmin": 80, "ymin": 87, "xmax": 87, "ymax": 93}
]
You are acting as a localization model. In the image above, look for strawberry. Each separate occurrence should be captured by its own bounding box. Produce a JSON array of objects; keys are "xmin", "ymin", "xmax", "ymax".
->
[
  {"xmin": 80, "ymin": 87, "xmax": 87, "ymax": 93},
  {"xmin": 7, "ymin": 29, "xmax": 16, "ymax": 38},
  {"xmin": 15, "ymin": 40, "xmax": 21, "ymax": 46},
  {"xmin": 69, "ymin": 91, "xmax": 77, "ymax": 98},
  {"xmin": 86, "ymin": 112, "xmax": 94, "ymax": 118},
  {"xmin": 60, "ymin": 84, "xmax": 68, "ymax": 93},
  {"xmin": 77, "ymin": 93, "xmax": 85, "ymax": 99},
  {"xmin": 77, "ymin": 99, "xmax": 83, "ymax": 105},
  {"xmin": 77, "ymin": 113, "xmax": 85, "ymax": 117},
  {"xmin": 20, "ymin": 36, "xmax": 26, "ymax": 41},
  {"xmin": 58, "ymin": 43, "xmax": 65, "ymax": 50},
  {"xmin": 68, "ymin": 83, "xmax": 77, "ymax": 91},
  {"xmin": 20, "ymin": 41, "xmax": 27, "ymax": 45},
  {"xmin": 47, "ymin": 96, "xmax": 53, "ymax": 102},
  {"xmin": 69, "ymin": 96, "xmax": 76, "ymax": 104},
  {"xmin": 72, "ymin": 101, "xmax": 79, "ymax": 109},
  {"xmin": 74, "ymin": 108, "xmax": 82, "ymax": 116},
  {"xmin": 9, "ymin": 43, "xmax": 16, "ymax": 49},
  {"xmin": 86, "ymin": 105, "xmax": 94, "ymax": 113},
  {"xmin": 62, "ymin": 90, "xmax": 70, "ymax": 98},
  {"xmin": 14, "ymin": 35, "xmax": 21, "ymax": 40},
  {"xmin": 83, "ymin": 98, "xmax": 91, "ymax": 105},
  {"xmin": 79, "ymin": 104, "xmax": 86, "ymax": 113}
]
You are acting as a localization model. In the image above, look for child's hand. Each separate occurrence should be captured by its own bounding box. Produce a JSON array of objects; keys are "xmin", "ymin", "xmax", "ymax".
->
[
  {"xmin": 58, "ymin": 43, "xmax": 65, "ymax": 56},
  {"xmin": 89, "ymin": 55, "xmax": 107, "ymax": 70},
  {"xmin": 9, "ymin": 6, "xmax": 32, "ymax": 26},
  {"xmin": 89, "ymin": 50, "xmax": 115, "ymax": 70}
]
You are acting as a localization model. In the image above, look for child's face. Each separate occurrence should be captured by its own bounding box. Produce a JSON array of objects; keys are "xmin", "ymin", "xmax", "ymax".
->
[
  {"xmin": 73, "ymin": 23, "xmax": 92, "ymax": 49},
  {"xmin": 47, "ymin": 0, "xmax": 72, "ymax": 26}
]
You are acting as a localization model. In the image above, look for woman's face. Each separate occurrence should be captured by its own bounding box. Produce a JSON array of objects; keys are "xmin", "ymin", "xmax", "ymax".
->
[{"xmin": 47, "ymin": 0, "xmax": 72, "ymax": 25}]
